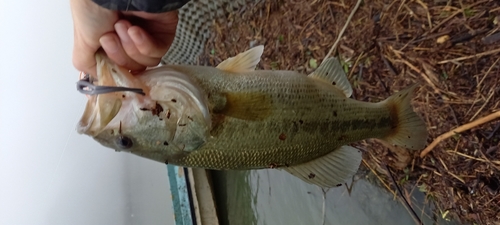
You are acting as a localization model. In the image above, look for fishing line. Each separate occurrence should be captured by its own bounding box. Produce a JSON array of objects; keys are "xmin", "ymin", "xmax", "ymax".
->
[
  {"xmin": 385, "ymin": 164, "xmax": 423, "ymax": 225},
  {"xmin": 44, "ymin": 114, "xmax": 79, "ymax": 197},
  {"xmin": 320, "ymin": 187, "xmax": 327, "ymax": 225}
]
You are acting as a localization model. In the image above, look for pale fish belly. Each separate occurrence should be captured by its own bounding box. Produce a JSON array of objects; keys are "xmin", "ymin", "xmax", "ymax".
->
[{"xmin": 168, "ymin": 69, "xmax": 395, "ymax": 169}]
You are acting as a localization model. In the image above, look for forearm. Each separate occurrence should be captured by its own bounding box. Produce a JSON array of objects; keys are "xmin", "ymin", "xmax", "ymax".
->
[{"xmin": 92, "ymin": 0, "xmax": 189, "ymax": 13}]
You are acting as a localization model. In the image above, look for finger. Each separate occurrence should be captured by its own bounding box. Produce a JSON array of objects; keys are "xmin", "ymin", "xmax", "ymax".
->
[
  {"xmin": 99, "ymin": 33, "xmax": 146, "ymax": 72},
  {"xmin": 72, "ymin": 33, "xmax": 98, "ymax": 76},
  {"xmin": 128, "ymin": 25, "xmax": 172, "ymax": 59},
  {"xmin": 115, "ymin": 20, "xmax": 160, "ymax": 67}
]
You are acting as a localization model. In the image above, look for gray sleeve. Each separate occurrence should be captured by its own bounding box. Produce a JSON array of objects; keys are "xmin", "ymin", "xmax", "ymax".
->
[{"xmin": 92, "ymin": 0, "xmax": 190, "ymax": 13}]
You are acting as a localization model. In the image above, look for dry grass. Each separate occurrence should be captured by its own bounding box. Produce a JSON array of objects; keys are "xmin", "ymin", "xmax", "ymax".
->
[{"xmin": 198, "ymin": 0, "xmax": 500, "ymax": 224}]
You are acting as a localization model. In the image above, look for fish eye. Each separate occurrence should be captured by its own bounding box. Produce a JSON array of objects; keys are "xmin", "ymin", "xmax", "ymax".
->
[{"xmin": 115, "ymin": 136, "xmax": 133, "ymax": 149}]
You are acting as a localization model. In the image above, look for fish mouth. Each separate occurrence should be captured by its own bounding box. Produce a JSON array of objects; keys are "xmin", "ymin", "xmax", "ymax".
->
[{"xmin": 76, "ymin": 51, "xmax": 149, "ymax": 136}]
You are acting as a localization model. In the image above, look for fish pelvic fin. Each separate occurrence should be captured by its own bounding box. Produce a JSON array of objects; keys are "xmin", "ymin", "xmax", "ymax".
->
[
  {"xmin": 282, "ymin": 145, "xmax": 362, "ymax": 188},
  {"xmin": 381, "ymin": 84, "xmax": 428, "ymax": 150},
  {"xmin": 308, "ymin": 57, "xmax": 353, "ymax": 97},
  {"xmin": 216, "ymin": 45, "xmax": 264, "ymax": 73}
]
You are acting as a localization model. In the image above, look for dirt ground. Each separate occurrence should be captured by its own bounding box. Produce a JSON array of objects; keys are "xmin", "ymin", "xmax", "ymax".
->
[{"xmin": 198, "ymin": 0, "xmax": 500, "ymax": 224}]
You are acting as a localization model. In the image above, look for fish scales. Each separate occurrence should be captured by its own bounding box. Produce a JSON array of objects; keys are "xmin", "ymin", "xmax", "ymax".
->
[
  {"xmin": 78, "ymin": 46, "xmax": 428, "ymax": 188},
  {"xmin": 165, "ymin": 66, "xmax": 394, "ymax": 169}
]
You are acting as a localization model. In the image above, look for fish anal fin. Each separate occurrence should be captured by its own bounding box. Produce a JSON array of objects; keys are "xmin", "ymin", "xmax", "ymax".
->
[
  {"xmin": 308, "ymin": 57, "xmax": 353, "ymax": 97},
  {"xmin": 216, "ymin": 46, "xmax": 264, "ymax": 73},
  {"xmin": 283, "ymin": 145, "xmax": 362, "ymax": 188},
  {"xmin": 382, "ymin": 84, "xmax": 429, "ymax": 150},
  {"xmin": 218, "ymin": 92, "xmax": 272, "ymax": 121}
]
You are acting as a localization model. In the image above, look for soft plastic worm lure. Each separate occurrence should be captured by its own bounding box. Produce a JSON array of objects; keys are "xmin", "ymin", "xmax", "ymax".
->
[{"xmin": 76, "ymin": 72, "xmax": 145, "ymax": 96}]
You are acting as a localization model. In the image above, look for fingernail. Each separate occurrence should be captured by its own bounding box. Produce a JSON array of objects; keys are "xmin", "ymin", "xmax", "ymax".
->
[
  {"xmin": 115, "ymin": 22, "xmax": 126, "ymax": 32},
  {"xmin": 129, "ymin": 28, "xmax": 144, "ymax": 44},
  {"xmin": 100, "ymin": 36, "xmax": 127, "ymax": 66},
  {"xmin": 115, "ymin": 22, "xmax": 130, "ymax": 41},
  {"xmin": 101, "ymin": 36, "xmax": 119, "ymax": 53}
]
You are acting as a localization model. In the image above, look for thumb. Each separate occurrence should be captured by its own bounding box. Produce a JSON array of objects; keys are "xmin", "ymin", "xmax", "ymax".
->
[{"xmin": 72, "ymin": 34, "xmax": 98, "ymax": 76}]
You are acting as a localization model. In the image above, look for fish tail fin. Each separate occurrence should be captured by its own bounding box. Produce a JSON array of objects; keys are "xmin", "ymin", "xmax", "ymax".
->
[{"xmin": 381, "ymin": 84, "xmax": 428, "ymax": 150}]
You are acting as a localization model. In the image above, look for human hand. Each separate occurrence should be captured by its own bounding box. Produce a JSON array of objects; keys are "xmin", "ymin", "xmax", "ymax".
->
[{"xmin": 70, "ymin": 0, "xmax": 178, "ymax": 75}]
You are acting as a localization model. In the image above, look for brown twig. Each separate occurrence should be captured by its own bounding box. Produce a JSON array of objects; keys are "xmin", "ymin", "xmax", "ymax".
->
[
  {"xmin": 476, "ymin": 57, "xmax": 500, "ymax": 92},
  {"xmin": 427, "ymin": 0, "xmax": 489, "ymax": 34},
  {"xmin": 420, "ymin": 111, "xmax": 500, "ymax": 157},
  {"xmin": 477, "ymin": 148, "xmax": 500, "ymax": 171},
  {"xmin": 361, "ymin": 159, "xmax": 397, "ymax": 196},
  {"xmin": 469, "ymin": 88, "xmax": 495, "ymax": 121},
  {"xmin": 395, "ymin": 59, "xmax": 441, "ymax": 93},
  {"xmin": 427, "ymin": 10, "xmax": 461, "ymax": 34},
  {"xmin": 437, "ymin": 48, "xmax": 500, "ymax": 64},
  {"xmin": 324, "ymin": 0, "xmax": 363, "ymax": 60},
  {"xmin": 446, "ymin": 150, "xmax": 500, "ymax": 165}
]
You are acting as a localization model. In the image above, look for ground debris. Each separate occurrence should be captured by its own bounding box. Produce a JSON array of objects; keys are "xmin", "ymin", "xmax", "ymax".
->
[{"xmin": 199, "ymin": 0, "xmax": 500, "ymax": 224}]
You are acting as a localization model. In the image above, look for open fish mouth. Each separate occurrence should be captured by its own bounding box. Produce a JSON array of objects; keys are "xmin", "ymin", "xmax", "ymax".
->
[{"xmin": 76, "ymin": 52, "xmax": 147, "ymax": 136}]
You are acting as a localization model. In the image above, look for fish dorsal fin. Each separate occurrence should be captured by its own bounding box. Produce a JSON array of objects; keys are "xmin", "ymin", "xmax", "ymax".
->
[
  {"xmin": 216, "ymin": 45, "xmax": 264, "ymax": 73},
  {"xmin": 282, "ymin": 145, "xmax": 362, "ymax": 188},
  {"xmin": 308, "ymin": 58, "xmax": 353, "ymax": 97}
]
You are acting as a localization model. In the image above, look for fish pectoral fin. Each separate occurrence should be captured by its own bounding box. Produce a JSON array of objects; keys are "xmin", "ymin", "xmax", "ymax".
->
[
  {"xmin": 308, "ymin": 57, "xmax": 353, "ymax": 97},
  {"xmin": 217, "ymin": 92, "xmax": 272, "ymax": 121},
  {"xmin": 282, "ymin": 145, "xmax": 362, "ymax": 188},
  {"xmin": 216, "ymin": 45, "xmax": 264, "ymax": 73}
]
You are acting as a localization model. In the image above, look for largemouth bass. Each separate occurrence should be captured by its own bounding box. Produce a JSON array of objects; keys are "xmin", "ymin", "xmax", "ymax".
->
[{"xmin": 77, "ymin": 46, "xmax": 428, "ymax": 188}]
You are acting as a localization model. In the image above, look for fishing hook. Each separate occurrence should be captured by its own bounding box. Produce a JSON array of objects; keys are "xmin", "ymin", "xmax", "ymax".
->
[{"xmin": 76, "ymin": 73, "xmax": 145, "ymax": 96}]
